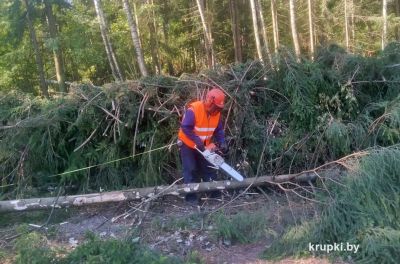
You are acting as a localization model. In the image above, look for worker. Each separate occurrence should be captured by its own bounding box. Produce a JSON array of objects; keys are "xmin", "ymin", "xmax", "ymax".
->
[{"xmin": 177, "ymin": 88, "xmax": 228, "ymax": 205}]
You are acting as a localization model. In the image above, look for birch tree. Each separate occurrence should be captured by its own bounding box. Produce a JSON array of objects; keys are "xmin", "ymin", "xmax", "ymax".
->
[
  {"xmin": 93, "ymin": 0, "xmax": 123, "ymax": 81},
  {"xmin": 351, "ymin": 0, "xmax": 355, "ymax": 47},
  {"xmin": 122, "ymin": 0, "xmax": 148, "ymax": 77},
  {"xmin": 382, "ymin": 0, "xmax": 387, "ymax": 50},
  {"xmin": 344, "ymin": 0, "xmax": 350, "ymax": 52},
  {"xmin": 396, "ymin": 0, "xmax": 400, "ymax": 40},
  {"xmin": 23, "ymin": 0, "xmax": 48, "ymax": 97},
  {"xmin": 289, "ymin": 0, "xmax": 301, "ymax": 61},
  {"xmin": 271, "ymin": 0, "xmax": 279, "ymax": 54},
  {"xmin": 196, "ymin": 0, "xmax": 215, "ymax": 68},
  {"xmin": 308, "ymin": 0, "xmax": 315, "ymax": 60},
  {"xmin": 44, "ymin": 0, "xmax": 66, "ymax": 93},
  {"xmin": 257, "ymin": 0, "xmax": 272, "ymax": 64},
  {"xmin": 250, "ymin": 0, "xmax": 263, "ymax": 62}
]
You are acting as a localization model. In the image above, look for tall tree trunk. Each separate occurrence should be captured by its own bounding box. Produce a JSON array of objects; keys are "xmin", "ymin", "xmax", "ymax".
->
[
  {"xmin": 147, "ymin": 0, "xmax": 161, "ymax": 74},
  {"xmin": 271, "ymin": 0, "xmax": 279, "ymax": 54},
  {"xmin": 44, "ymin": 0, "xmax": 66, "ymax": 93},
  {"xmin": 351, "ymin": 0, "xmax": 355, "ymax": 49},
  {"xmin": 161, "ymin": 0, "xmax": 174, "ymax": 75},
  {"xmin": 229, "ymin": 0, "xmax": 242, "ymax": 63},
  {"xmin": 23, "ymin": 0, "xmax": 48, "ymax": 97},
  {"xmin": 196, "ymin": 0, "xmax": 215, "ymax": 68},
  {"xmin": 122, "ymin": 0, "xmax": 148, "ymax": 77},
  {"xmin": 382, "ymin": 0, "xmax": 387, "ymax": 50},
  {"xmin": 93, "ymin": 0, "xmax": 123, "ymax": 81},
  {"xmin": 344, "ymin": 0, "xmax": 350, "ymax": 52},
  {"xmin": 250, "ymin": 0, "xmax": 263, "ymax": 62},
  {"xmin": 289, "ymin": 0, "xmax": 301, "ymax": 61},
  {"xmin": 257, "ymin": 0, "xmax": 272, "ymax": 64},
  {"xmin": 133, "ymin": 2, "xmax": 142, "ymax": 48},
  {"xmin": 307, "ymin": 0, "xmax": 315, "ymax": 60},
  {"xmin": 396, "ymin": 0, "xmax": 400, "ymax": 40}
]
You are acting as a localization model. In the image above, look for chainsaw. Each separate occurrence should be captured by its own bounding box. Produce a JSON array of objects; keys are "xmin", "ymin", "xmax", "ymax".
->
[{"xmin": 196, "ymin": 143, "xmax": 244, "ymax": 182}]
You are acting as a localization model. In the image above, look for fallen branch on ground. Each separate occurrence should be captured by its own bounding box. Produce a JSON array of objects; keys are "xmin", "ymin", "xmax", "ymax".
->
[{"xmin": 0, "ymin": 171, "xmax": 322, "ymax": 213}]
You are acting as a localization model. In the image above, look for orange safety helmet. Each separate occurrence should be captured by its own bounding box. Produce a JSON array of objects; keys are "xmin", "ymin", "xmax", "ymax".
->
[{"xmin": 205, "ymin": 88, "xmax": 225, "ymax": 108}]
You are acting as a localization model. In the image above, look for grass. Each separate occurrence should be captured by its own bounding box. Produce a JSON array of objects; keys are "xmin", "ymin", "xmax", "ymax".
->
[
  {"xmin": 0, "ymin": 209, "xmax": 74, "ymax": 228},
  {"xmin": 212, "ymin": 210, "xmax": 267, "ymax": 244},
  {"xmin": 262, "ymin": 146, "xmax": 400, "ymax": 263},
  {"xmin": 12, "ymin": 231, "xmax": 187, "ymax": 264},
  {"xmin": 151, "ymin": 212, "xmax": 203, "ymax": 232}
]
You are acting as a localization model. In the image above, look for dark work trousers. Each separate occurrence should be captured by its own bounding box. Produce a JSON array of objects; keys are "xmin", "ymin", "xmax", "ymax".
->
[{"xmin": 179, "ymin": 143, "xmax": 218, "ymax": 202}]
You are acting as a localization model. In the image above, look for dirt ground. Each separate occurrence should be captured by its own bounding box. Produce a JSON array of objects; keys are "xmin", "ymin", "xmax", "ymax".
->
[{"xmin": 0, "ymin": 191, "xmax": 340, "ymax": 264}]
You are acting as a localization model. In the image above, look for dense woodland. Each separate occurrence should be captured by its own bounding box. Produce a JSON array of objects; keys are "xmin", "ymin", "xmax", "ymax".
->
[
  {"xmin": 0, "ymin": 0, "xmax": 400, "ymax": 94},
  {"xmin": 1, "ymin": 0, "xmax": 400, "ymax": 263}
]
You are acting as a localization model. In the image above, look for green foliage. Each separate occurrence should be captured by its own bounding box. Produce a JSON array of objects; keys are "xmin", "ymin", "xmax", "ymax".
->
[
  {"xmin": 0, "ymin": 209, "xmax": 73, "ymax": 228},
  {"xmin": 15, "ymin": 232, "xmax": 55, "ymax": 264},
  {"xmin": 62, "ymin": 234, "xmax": 180, "ymax": 264},
  {"xmin": 185, "ymin": 251, "xmax": 205, "ymax": 264},
  {"xmin": 2, "ymin": 47, "xmax": 400, "ymax": 199},
  {"xmin": 152, "ymin": 213, "xmax": 202, "ymax": 232},
  {"xmin": 13, "ymin": 232, "xmax": 184, "ymax": 264},
  {"xmin": 212, "ymin": 210, "xmax": 267, "ymax": 244},
  {"xmin": 261, "ymin": 221, "xmax": 314, "ymax": 259},
  {"xmin": 0, "ymin": 251, "xmax": 7, "ymax": 262},
  {"xmin": 262, "ymin": 146, "xmax": 400, "ymax": 263},
  {"xmin": 0, "ymin": 77, "xmax": 190, "ymax": 197}
]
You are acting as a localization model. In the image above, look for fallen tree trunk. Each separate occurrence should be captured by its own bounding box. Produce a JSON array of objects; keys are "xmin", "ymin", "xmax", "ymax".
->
[{"xmin": 0, "ymin": 172, "xmax": 319, "ymax": 213}]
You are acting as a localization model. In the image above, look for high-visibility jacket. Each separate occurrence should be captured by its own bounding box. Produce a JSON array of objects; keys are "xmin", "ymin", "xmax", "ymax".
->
[{"xmin": 178, "ymin": 101, "xmax": 221, "ymax": 149}]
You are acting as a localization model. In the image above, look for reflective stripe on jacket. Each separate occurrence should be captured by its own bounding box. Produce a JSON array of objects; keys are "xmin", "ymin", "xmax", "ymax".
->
[{"xmin": 178, "ymin": 101, "xmax": 221, "ymax": 149}]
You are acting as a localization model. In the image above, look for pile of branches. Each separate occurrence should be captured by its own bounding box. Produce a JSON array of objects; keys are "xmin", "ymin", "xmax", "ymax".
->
[{"xmin": 1, "ymin": 43, "xmax": 400, "ymax": 200}]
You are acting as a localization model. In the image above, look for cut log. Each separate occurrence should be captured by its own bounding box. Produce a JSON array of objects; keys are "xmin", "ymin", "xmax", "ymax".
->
[{"xmin": 0, "ymin": 172, "xmax": 319, "ymax": 213}]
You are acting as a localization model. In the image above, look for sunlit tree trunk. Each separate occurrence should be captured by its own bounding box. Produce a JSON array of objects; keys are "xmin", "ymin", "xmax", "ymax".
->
[
  {"xmin": 122, "ymin": 0, "xmax": 147, "ymax": 77},
  {"xmin": 44, "ymin": 0, "xmax": 66, "ymax": 93},
  {"xmin": 133, "ymin": 2, "xmax": 142, "ymax": 48},
  {"xmin": 94, "ymin": 0, "xmax": 123, "ymax": 81},
  {"xmin": 271, "ymin": 0, "xmax": 279, "ymax": 54},
  {"xmin": 351, "ymin": 0, "xmax": 355, "ymax": 49},
  {"xmin": 289, "ymin": 0, "xmax": 300, "ymax": 61},
  {"xmin": 257, "ymin": 0, "xmax": 272, "ymax": 64},
  {"xmin": 250, "ymin": 0, "xmax": 263, "ymax": 62},
  {"xmin": 196, "ymin": 0, "xmax": 215, "ymax": 68},
  {"xmin": 307, "ymin": 0, "xmax": 315, "ymax": 60},
  {"xmin": 23, "ymin": 0, "xmax": 48, "ymax": 97},
  {"xmin": 344, "ymin": 0, "xmax": 350, "ymax": 52},
  {"xmin": 229, "ymin": 0, "xmax": 242, "ymax": 63},
  {"xmin": 382, "ymin": 0, "xmax": 387, "ymax": 50},
  {"xmin": 396, "ymin": 0, "xmax": 400, "ymax": 40}
]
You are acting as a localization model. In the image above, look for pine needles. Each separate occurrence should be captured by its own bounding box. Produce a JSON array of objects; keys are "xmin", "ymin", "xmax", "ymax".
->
[
  {"xmin": 1, "ymin": 44, "xmax": 400, "ymax": 203},
  {"xmin": 262, "ymin": 146, "xmax": 400, "ymax": 263}
]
